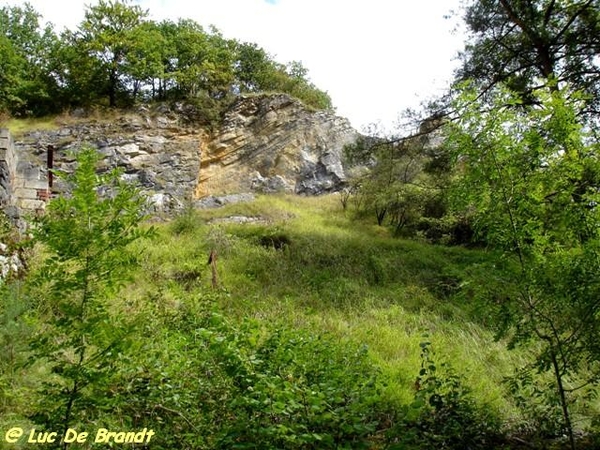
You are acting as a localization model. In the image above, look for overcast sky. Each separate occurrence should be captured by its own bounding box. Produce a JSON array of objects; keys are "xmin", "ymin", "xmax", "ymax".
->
[{"xmin": 3, "ymin": 0, "xmax": 466, "ymax": 131}]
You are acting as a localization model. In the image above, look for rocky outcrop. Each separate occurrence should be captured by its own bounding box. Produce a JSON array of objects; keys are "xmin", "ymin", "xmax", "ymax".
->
[
  {"xmin": 0, "ymin": 241, "xmax": 23, "ymax": 282},
  {"xmin": 197, "ymin": 94, "xmax": 358, "ymax": 196},
  {"xmin": 194, "ymin": 193, "xmax": 256, "ymax": 209},
  {"xmin": 12, "ymin": 111, "xmax": 203, "ymax": 214},
  {"xmin": 3, "ymin": 94, "xmax": 359, "ymax": 216}
]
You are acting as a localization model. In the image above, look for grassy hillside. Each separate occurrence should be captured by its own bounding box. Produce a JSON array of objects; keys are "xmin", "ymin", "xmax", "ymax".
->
[
  {"xmin": 5, "ymin": 192, "xmax": 598, "ymax": 449},
  {"xmin": 150, "ymin": 195, "xmax": 520, "ymax": 406},
  {"xmin": 135, "ymin": 195, "xmax": 527, "ymax": 418}
]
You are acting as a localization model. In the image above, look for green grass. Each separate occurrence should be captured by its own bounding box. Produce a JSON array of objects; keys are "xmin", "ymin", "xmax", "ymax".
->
[
  {"xmin": 7, "ymin": 192, "xmax": 598, "ymax": 447},
  {"xmin": 1, "ymin": 117, "xmax": 60, "ymax": 137},
  {"xmin": 132, "ymin": 193, "xmax": 531, "ymax": 422},
  {"xmin": 0, "ymin": 107, "xmax": 156, "ymax": 138}
]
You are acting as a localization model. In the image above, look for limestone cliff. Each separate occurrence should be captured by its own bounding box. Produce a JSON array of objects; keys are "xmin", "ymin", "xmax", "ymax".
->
[
  {"xmin": 11, "ymin": 110, "xmax": 202, "ymax": 214},
  {"xmin": 1, "ymin": 94, "xmax": 359, "ymax": 215},
  {"xmin": 197, "ymin": 94, "xmax": 358, "ymax": 197}
]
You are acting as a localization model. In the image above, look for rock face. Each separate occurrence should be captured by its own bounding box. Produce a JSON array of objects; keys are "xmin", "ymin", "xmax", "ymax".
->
[
  {"xmin": 0, "ymin": 241, "xmax": 23, "ymax": 282},
  {"xmin": 11, "ymin": 112, "xmax": 202, "ymax": 214},
  {"xmin": 197, "ymin": 94, "xmax": 358, "ymax": 197},
  {"xmin": 2, "ymin": 94, "xmax": 359, "ymax": 216}
]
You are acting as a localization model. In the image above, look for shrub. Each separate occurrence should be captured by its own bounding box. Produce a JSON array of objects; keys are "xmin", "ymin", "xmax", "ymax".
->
[
  {"xmin": 170, "ymin": 202, "xmax": 199, "ymax": 235},
  {"xmin": 27, "ymin": 147, "xmax": 154, "ymax": 435},
  {"xmin": 208, "ymin": 320, "xmax": 383, "ymax": 449},
  {"xmin": 388, "ymin": 340, "xmax": 501, "ymax": 449}
]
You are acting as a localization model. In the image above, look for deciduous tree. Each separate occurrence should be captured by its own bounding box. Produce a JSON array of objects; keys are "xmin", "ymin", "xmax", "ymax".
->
[
  {"xmin": 446, "ymin": 84, "xmax": 600, "ymax": 448},
  {"xmin": 76, "ymin": 0, "xmax": 148, "ymax": 106},
  {"xmin": 29, "ymin": 148, "xmax": 154, "ymax": 440}
]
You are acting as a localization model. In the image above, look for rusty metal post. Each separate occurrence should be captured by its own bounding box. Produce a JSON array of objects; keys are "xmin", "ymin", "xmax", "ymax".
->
[{"xmin": 47, "ymin": 144, "xmax": 54, "ymax": 193}]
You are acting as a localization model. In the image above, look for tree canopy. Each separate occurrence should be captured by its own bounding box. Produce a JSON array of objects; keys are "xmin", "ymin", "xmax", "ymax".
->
[
  {"xmin": 0, "ymin": 0, "xmax": 332, "ymax": 118},
  {"xmin": 457, "ymin": 0, "xmax": 600, "ymax": 116}
]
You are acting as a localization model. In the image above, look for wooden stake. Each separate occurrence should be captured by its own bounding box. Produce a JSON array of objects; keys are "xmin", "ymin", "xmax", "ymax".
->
[{"xmin": 207, "ymin": 249, "xmax": 219, "ymax": 289}]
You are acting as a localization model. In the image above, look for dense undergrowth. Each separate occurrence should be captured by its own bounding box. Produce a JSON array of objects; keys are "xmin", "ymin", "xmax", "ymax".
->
[{"xmin": 1, "ymin": 191, "xmax": 599, "ymax": 449}]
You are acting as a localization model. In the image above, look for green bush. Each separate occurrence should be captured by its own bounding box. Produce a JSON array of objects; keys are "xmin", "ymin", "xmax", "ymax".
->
[
  {"xmin": 207, "ymin": 318, "xmax": 383, "ymax": 449},
  {"xmin": 27, "ymin": 147, "xmax": 153, "ymax": 435},
  {"xmin": 114, "ymin": 300, "xmax": 385, "ymax": 449},
  {"xmin": 414, "ymin": 214, "xmax": 478, "ymax": 246},
  {"xmin": 388, "ymin": 340, "xmax": 501, "ymax": 449},
  {"xmin": 170, "ymin": 202, "xmax": 200, "ymax": 235}
]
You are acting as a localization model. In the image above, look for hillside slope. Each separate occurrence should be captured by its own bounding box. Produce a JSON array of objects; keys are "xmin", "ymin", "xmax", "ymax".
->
[
  {"xmin": 138, "ymin": 194, "xmax": 527, "ymax": 417},
  {"xmin": 5, "ymin": 193, "xmax": 600, "ymax": 449}
]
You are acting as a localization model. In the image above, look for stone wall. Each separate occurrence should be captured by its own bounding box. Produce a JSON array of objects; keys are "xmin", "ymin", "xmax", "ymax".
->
[
  {"xmin": 12, "ymin": 118, "xmax": 202, "ymax": 215},
  {"xmin": 0, "ymin": 129, "xmax": 16, "ymax": 209},
  {"xmin": 0, "ymin": 128, "xmax": 50, "ymax": 217}
]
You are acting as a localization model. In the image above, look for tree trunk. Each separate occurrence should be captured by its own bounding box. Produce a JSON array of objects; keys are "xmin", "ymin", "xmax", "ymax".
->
[
  {"xmin": 550, "ymin": 350, "xmax": 575, "ymax": 450},
  {"xmin": 376, "ymin": 207, "xmax": 387, "ymax": 226},
  {"xmin": 109, "ymin": 69, "xmax": 117, "ymax": 107}
]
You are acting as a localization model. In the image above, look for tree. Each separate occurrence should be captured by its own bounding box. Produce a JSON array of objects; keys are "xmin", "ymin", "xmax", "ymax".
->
[
  {"xmin": 277, "ymin": 60, "xmax": 332, "ymax": 110},
  {"xmin": 445, "ymin": 83, "xmax": 600, "ymax": 449},
  {"xmin": 344, "ymin": 124, "xmax": 454, "ymax": 240},
  {"xmin": 49, "ymin": 29, "xmax": 108, "ymax": 108},
  {"xmin": 29, "ymin": 148, "xmax": 153, "ymax": 442},
  {"xmin": 76, "ymin": 0, "xmax": 148, "ymax": 107},
  {"xmin": 234, "ymin": 42, "xmax": 277, "ymax": 93},
  {"xmin": 0, "ymin": 1, "xmax": 333, "ymax": 114},
  {"xmin": 122, "ymin": 21, "xmax": 167, "ymax": 101},
  {"xmin": 0, "ymin": 3, "xmax": 59, "ymax": 115},
  {"xmin": 457, "ymin": 0, "xmax": 600, "ymax": 117}
]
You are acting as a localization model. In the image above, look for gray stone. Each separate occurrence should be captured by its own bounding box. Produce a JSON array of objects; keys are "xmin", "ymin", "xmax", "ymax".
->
[
  {"xmin": 251, "ymin": 173, "xmax": 291, "ymax": 193},
  {"xmin": 208, "ymin": 215, "xmax": 268, "ymax": 225},
  {"xmin": 4, "ymin": 206, "xmax": 20, "ymax": 220},
  {"xmin": 156, "ymin": 116, "xmax": 170, "ymax": 128},
  {"xmin": 197, "ymin": 93, "xmax": 359, "ymax": 196},
  {"xmin": 194, "ymin": 193, "xmax": 255, "ymax": 209},
  {"xmin": 71, "ymin": 108, "xmax": 88, "ymax": 118},
  {"xmin": 147, "ymin": 192, "xmax": 183, "ymax": 213},
  {"xmin": 1, "ymin": 95, "xmax": 361, "ymax": 220}
]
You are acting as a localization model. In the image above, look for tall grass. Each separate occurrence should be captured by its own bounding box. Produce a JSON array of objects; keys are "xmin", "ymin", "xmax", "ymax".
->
[{"xmin": 131, "ymin": 194, "xmax": 531, "ymax": 422}]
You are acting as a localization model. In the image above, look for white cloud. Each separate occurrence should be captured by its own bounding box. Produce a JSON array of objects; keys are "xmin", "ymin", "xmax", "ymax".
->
[{"xmin": 3, "ymin": 0, "xmax": 465, "ymax": 130}]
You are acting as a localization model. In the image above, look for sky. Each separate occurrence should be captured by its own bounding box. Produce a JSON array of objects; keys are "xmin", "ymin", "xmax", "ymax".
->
[{"xmin": 2, "ymin": 0, "xmax": 466, "ymax": 131}]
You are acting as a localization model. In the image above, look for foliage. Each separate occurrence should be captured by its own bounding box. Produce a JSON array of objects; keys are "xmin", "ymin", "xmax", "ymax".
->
[
  {"xmin": 457, "ymin": 0, "xmax": 600, "ymax": 118},
  {"xmin": 170, "ymin": 200, "xmax": 199, "ymax": 236},
  {"xmin": 343, "ymin": 128, "xmax": 462, "ymax": 242},
  {"xmin": 206, "ymin": 318, "xmax": 382, "ymax": 449},
  {"xmin": 97, "ymin": 289, "xmax": 384, "ymax": 450},
  {"xmin": 445, "ymin": 83, "xmax": 600, "ymax": 449},
  {"xmin": 388, "ymin": 340, "xmax": 501, "ymax": 449},
  {"xmin": 76, "ymin": 0, "xmax": 148, "ymax": 107},
  {"xmin": 0, "ymin": 3, "xmax": 59, "ymax": 115},
  {"xmin": 0, "ymin": 282, "xmax": 32, "ymax": 418},
  {"xmin": 0, "ymin": 191, "xmax": 559, "ymax": 448},
  {"xmin": 505, "ymin": 366, "xmax": 571, "ymax": 439},
  {"xmin": 27, "ymin": 147, "xmax": 154, "ymax": 437},
  {"xmin": 0, "ymin": 1, "xmax": 331, "ymax": 116}
]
